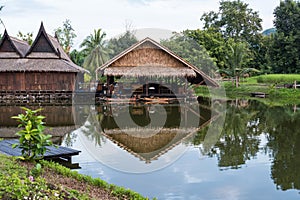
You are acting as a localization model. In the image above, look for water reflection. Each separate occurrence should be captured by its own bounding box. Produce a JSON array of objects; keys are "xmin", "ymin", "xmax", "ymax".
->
[
  {"xmin": 73, "ymin": 101, "xmax": 219, "ymax": 172},
  {"xmin": 195, "ymin": 100, "xmax": 300, "ymax": 192},
  {"xmin": 0, "ymin": 105, "xmax": 76, "ymax": 144},
  {"xmin": 1, "ymin": 99, "xmax": 300, "ymax": 196}
]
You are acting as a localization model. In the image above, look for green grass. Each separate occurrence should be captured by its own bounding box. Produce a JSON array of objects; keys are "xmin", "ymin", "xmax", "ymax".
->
[
  {"xmin": 255, "ymin": 74, "xmax": 300, "ymax": 84},
  {"xmin": 195, "ymin": 74, "xmax": 300, "ymax": 106},
  {"xmin": 0, "ymin": 154, "xmax": 151, "ymax": 200}
]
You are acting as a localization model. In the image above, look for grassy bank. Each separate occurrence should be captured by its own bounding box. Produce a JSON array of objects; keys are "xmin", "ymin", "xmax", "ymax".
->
[
  {"xmin": 0, "ymin": 154, "xmax": 151, "ymax": 200},
  {"xmin": 195, "ymin": 74, "xmax": 300, "ymax": 105}
]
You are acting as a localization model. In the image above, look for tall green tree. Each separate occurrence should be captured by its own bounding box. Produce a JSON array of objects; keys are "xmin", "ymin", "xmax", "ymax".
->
[
  {"xmin": 54, "ymin": 19, "xmax": 77, "ymax": 55},
  {"xmin": 269, "ymin": 0, "xmax": 300, "ymax": 73},
  {"xmin": 80, "ymin": 29, "xmax": 109, "ymax": 80},
  {"xmin": 201, "ymin": 0, "xmax": 262, "ymax": 42},
  {"xmin": 200, "ymin": 0, "xmax": 264, "ymax": 70}
]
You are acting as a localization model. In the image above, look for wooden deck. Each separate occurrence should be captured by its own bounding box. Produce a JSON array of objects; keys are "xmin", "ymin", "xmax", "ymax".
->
[{"xmin": 0, "ymin": 139, "xmax": 81, "ymax": 168}]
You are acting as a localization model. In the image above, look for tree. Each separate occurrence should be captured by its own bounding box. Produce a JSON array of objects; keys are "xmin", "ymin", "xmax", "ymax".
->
[
  {"xmin": 80, "ymin": 29, "xmax": 109, "ymax": 80},
  {"xmin": 200, "ymin": 0, "xmax": 264, "ymax": 71},
  {"xmin": 161, "ymin": 32, "xmax": 216, "ymax": 75},
  {"xmin": 54, "ymin": 19, "xmax": 77, "ymax": 55},
  {"xmin": 17, "ymin": 31, "xmax": 33, "ymax": 45},
  {"xmin": 269, "ymin": 0, "xmax": 300, "ymax": 73},
  {"xmin": 107, "ymin": 30, "xmax": 138, "ymax": 59},
  {"xmin": 201, "ymin": 0, "xmax": 262, "ymax": 42},
  {"xmin": 218, "ymin": 41, "xmax": 259, "ymax": 87},
  {"xmin": 70, "ymin": 49, "xmax": 86, "ymax": 66},
  {"xmin": 186, "ymin": 28, "xmax": 229, "ymax": 70}
]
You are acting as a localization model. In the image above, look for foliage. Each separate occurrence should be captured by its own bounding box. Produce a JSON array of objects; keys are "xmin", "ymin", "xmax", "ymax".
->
[
  {"xmin": 17, "ymin": 31, "xmax": 33, "ymax": 45},
  {"xmin": 55, "ymin": 19, "xmax": 77, "ymax": 55},
  {"xmin": 270, "ymin": 0, "xmax": 300, "ymax": 73},
  {"xmin": 201, "ymin": 0, "xmax": 262, "ymax": 42},
  {"xmin": 11, "ymin": 107, "xmax": 53, "ymax": 161},
  {"xmin": 200, "ymin": 0, "xmax": 264, "ymax": 71},
  {"xmin": 161, "ymin": 31, "xmax": 216, "ymax": 75},
  {"xmin": 218, "ymin": 41, "xmax": 259, "ymax": 87},
  {"xmin": 0, "ymin": 154, "xmax": 90, "ymax": 199},
  {"xmin": 186, "ymin": 28, "xmax": 229, "ymax": 70},
  {"xmin": 107, "ymin": 30, "xmax": 138, "ymax": 58},
  {"xmin": 69, "ymin": 49, "xmax": 86, "ymax": 66},
  {"xmin": 80, "ymin": 28, "xmax": 110, "ymax": 80}
]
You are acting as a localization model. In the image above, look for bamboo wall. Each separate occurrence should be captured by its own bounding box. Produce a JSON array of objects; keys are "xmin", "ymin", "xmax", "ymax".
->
[
  {"xmin": 112, "ymin": 42, "xmax": 187, "ymax": 68},
  {"xmin": 0, "ymin": 72, "xmax": 76, "ymax": 91}
]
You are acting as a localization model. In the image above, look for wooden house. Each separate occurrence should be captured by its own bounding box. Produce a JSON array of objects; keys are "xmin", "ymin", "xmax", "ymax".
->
[
  {"xmin": 0, "ymin": 23, "xmax": 87, "ymax": 95},
  {"xmin": 96, "ymin": 37, "xmax": 218, "ymax": 99}
]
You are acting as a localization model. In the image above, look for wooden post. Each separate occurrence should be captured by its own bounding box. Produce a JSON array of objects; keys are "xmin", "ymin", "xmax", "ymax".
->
[
  {"xmin": 294, "ymin": 80, "xmax": 297, "ymax": 89},
  {"xmin": 146, "ymin": 78, "xmax": 149, "ymax": 97}
]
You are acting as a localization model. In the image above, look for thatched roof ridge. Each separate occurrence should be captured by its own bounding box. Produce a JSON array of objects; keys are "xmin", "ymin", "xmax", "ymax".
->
[
  {"xmin": 25, "ymin": 22, "xmax": 58, "ymax": 58},
  {"xmin": 10, "ymin": 36, "xmax": 31, "ymax": 57},
  {"xmin": 97, "ymin": 37, "xmax": 219, "ymax": 87},
  {"xmin": 48, "ymin": 34, "xmax": 71, "ymax": 61},
  {"xmin": 0, "ymin": 30, "xmax": 30, "ymax": 57}
]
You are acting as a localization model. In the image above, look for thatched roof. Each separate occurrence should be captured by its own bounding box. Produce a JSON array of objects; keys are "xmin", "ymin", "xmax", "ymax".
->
[
  {"xmin": 0, "ymin": 58, "xmax": 85, "ymax": 72},
  {"xmin": 0, "ymin": 30, "xmax": 30, "ymax": 58},
  {"xmin": 97, "ymin": 37, "xmax": 218, "ymax": 87},
  {"xmin": 0, "ymin": 22, "xmax": 87, "ymax": 73},
  {"xmin": 103, "ymin": 65, "xmax": 195, "ymax": 77}
]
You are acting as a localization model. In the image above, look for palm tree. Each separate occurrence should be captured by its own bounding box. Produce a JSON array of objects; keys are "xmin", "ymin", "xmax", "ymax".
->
[
  {"xmin": 80, "ymin": 29, "xmax": 109, "ymax": 80},
  {"xmin": 218, "ymin": 41, "xmax": 259, "ymax": 87}
]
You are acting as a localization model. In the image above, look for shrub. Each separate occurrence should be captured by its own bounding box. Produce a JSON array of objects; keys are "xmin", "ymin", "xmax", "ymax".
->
[{"xmin": 11, "ymin": 107, "xmax": 53, "ymax": 161}]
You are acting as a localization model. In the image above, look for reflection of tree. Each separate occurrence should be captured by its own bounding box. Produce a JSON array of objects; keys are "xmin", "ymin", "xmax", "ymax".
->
[
  {"xmin": 63, "ymin": 132, "xmax": 77, "ymax": 147},
  {"xmin": 264, "ymin": 107, "xmax": 300, "ymax": 191},
  {"xmin": 81, "ymin": 108, "xmax": 105, "ymax": 146},
  {"xmin": 201, "ymin": 100, "xmax": 261, "ymax": 169}
]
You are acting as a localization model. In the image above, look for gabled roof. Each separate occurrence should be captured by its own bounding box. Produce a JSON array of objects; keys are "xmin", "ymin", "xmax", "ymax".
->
[
  {"xmin": 97, "ymin": 37, "xmax": 219, "ymax": 87},
  {"xmin": 25, "ymin": 22, "xmax": 70, "ymax": 60},
  {"xmin": 0, "ymin": 30, "xmax": 30, "ymax": 58},
  {"xmin": 0, "ymin": 22, "xmax": 88, "ymax": 73}
]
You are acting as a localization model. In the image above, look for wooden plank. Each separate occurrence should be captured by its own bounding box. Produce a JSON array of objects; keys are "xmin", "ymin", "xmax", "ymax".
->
[{"xmin": 0, "ymin": 139, "xmax": 80, "ymax": 159}]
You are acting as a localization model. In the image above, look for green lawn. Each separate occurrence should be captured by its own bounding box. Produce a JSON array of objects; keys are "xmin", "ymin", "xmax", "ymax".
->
[{"xmin": 195, "ymin": 74, "xmax": 300, "ymax": 106}]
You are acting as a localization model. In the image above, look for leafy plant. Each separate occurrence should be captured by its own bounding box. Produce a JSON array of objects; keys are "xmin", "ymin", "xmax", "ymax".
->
[{"xmin": 11, "ymin": 107, "xmax": 53, "ymax": 161}]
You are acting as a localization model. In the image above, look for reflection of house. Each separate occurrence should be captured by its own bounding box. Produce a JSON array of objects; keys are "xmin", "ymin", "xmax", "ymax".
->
[
  {"xmin": 96, "ymin": 37, "xmax": 218, "ymax": 98},
  {"xmin": 98, "ymin": 103, "xmax": 215, "ymax": 163},
  {"xmin": 0, "ymin": 23, "xmax": 87, "ymax": 95},
  {"xmin": 0, "ymin": 105, "xmax": 76, "ymax": 143}
]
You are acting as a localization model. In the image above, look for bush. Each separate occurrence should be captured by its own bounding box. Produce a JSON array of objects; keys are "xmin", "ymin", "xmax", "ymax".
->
[{"xmin": 11, "ymin": 107, "xmax": 53, "ymax": 161}]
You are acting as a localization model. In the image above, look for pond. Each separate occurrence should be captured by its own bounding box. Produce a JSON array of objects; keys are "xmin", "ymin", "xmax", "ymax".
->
[{"xmin": 0, "ymin": 99, "xmax": 300, "ymax": 199}]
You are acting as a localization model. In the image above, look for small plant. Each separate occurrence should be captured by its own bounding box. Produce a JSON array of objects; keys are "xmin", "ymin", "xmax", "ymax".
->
[{"xmin": 11, "ymin": 107, "xmax": 53, "ymax": 161}]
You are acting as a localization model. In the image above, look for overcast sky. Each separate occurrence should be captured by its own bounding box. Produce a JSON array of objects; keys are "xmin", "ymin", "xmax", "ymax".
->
[{"xmin": 1, "ymin": 0, "xmax": 280, "ymax": 48}]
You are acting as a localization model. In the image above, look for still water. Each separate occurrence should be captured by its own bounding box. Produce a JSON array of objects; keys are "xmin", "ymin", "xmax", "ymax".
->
[{"xmin": 1, "ymin": 99, "xmax": 300, "ymax": 199}]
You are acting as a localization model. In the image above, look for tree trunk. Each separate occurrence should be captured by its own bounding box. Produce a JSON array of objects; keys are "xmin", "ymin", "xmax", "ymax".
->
[{"xmin": 235, "ymin": 76, "xmax": 239, "ymax": 88}]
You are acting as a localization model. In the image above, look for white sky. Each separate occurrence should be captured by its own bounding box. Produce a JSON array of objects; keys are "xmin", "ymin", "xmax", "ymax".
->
[{"xmin": 0, "ymin": 0, "xmax": 280, "ymax": 49}]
